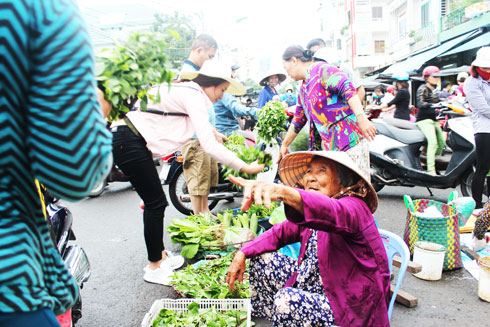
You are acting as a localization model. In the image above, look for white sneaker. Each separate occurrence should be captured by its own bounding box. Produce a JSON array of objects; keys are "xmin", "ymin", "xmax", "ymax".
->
[
  {"xmin": 143, "ymin": 251, "xmax": 185, "ymax": 273},
  {"xmin": 164, "ymin": 250, "xmax": 185, "ymax": 270},
  {"xmin": 143, "ymin": 266, "xmax": 173, "ymax": 286}
]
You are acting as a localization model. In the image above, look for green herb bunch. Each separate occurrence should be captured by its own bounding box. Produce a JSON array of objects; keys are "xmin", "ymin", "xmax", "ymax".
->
[
  {"xmin": 222, "ymin": 133, "xmax": 273, "ymax": 180},
  {"xmin": 167, "ymin": 214, "xmax": 223, "ymax": 259},
  {"xmin": 152, "ymin": 302, "xmax": 252, "ymax": 327},
  {"xmin": 170, "ymin": 253, "xmax": 250, "ymax": 299},
  {"xmin": 255, "ymin": 100, "xmax": 288, "ymax": 144},
  {"xmin": 95, "ymin": 32, "xmax": 174, "ymax": 121}
]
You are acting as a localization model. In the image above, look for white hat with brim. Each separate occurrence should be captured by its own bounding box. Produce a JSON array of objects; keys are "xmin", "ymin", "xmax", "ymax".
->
[
  {"xmin": 180, "ymin": 60, "xmax": 246, "ymax": 96},
  {"xmin": 471, "ymin": 47, "xmax": 490, "ymax": 68},
  {"xmin": 279, "ymin": 151, "xmax": 378, "ymax": 213},
  {"xmin": 260, "ymin": 69, "xmax": 287, "ymax": 86}
]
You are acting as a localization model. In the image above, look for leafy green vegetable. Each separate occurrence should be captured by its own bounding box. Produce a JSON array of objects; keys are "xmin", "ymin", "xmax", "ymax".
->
[
  {"xmin": 170, "ymin": 253, "xmax": 250, "ymax": 299},
  {"xmin": 152, "ymin": 301, "xmax": 252, "ymax": 327},
  {"xmin": 222, "ymin": 141, "xmax": 273, "ymax": 181},
  {"xmin": 96, "ymin": 32, "xmax": 174, "ymax": 121},
  {"xmin": 255, "ymin": 100, "xmax": 288, "ymax": 144},
  {"xmin": 167, "ymin": 214, "xmax": 223, "ymax": 258}
]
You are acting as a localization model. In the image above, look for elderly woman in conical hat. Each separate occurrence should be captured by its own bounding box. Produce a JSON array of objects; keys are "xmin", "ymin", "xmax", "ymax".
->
[
  {"xmin": 257, "ymin": 69, "xmax": 287, "ymax": 109},
  {"xmin": 111, "ymin": 60, "xmax": 265, "ymax": 286},
  {"xmin": 226, "ymin": 151, "xmax": 390, "ymax": 326}
]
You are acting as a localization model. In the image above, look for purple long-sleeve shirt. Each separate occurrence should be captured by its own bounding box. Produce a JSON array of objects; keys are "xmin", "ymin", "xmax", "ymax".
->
[{"xmin": 241, "ymin": 190, "xmax": 391, "ymax": 326}]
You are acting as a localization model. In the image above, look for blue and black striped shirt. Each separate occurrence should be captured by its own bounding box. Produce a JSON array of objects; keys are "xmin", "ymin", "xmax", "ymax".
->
[{"xmin": 0, "ymin": 0, "xmax": 112, "ymax": 314}]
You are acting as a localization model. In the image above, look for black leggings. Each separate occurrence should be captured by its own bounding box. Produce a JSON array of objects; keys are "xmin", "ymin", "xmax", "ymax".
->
[
  {"xmin": 112, "ymin": 126, "xmax": 168, "ymax": 262},
  {"xmin": 472, "ymin": 133, "xmax": 490, "ymax": 208}
]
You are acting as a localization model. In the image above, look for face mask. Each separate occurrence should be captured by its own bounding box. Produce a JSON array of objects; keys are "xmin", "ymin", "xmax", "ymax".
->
[{"xmin": 476, "ymin": 67, "xmax": 490, "ymax": 81}]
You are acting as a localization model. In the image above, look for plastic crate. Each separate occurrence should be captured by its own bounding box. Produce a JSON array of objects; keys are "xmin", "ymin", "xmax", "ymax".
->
[{"xmin": 141, "ymin": 298, "xmax": 251, "ymax": 327}]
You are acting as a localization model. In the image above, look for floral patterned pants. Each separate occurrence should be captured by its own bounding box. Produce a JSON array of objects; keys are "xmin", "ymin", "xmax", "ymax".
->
[{"xmin": 249, "ymin": 251, "xmax": 335, "ymax": 326}]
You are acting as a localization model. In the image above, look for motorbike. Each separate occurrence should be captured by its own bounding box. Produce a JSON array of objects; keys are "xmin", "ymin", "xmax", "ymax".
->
[
  {"xmin": 369, "ymin": 102, "xmax": 482, "ymax": 198},
  {"xmin": 88, "ymin": 163, "xmax": 130, "ymax": 197},
  {"xmin": 42, "ymin": 191, "xmax": 90, "ymax": 326},
  {"xmin": 161, "ymin": 130, "xmax": 281, "ymax": 215}
]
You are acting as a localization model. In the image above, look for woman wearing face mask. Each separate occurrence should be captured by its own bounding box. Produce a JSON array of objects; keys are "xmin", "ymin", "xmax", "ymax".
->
[
  {"xmin": 110, "ymin": 61, "xmax": 265, "ymax": 285},
  {"xmin": 279, "ymin": 45, "xmax": 376, "ymax": 179},
  {"xmin": 258, "ymin": 70, "xmax": 287, "ymax": 108},
  {"xmin": 464, "ymin": 47, "xmax": 490, "ymax": 209},
  {"xmin": 415, "ymin": 66, "xmax": 445, "ymax": 175}
]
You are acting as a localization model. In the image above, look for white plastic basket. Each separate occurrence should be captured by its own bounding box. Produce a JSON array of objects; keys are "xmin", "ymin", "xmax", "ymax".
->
[{"xmin": 141, "ymin": 298, "xmax": 252, "ymax": 327}]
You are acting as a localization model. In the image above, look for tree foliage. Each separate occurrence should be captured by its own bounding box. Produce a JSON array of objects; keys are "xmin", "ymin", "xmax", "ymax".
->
[{"xmin": 152, "ymin": 12, "xmax": 196, "ymax": 71}]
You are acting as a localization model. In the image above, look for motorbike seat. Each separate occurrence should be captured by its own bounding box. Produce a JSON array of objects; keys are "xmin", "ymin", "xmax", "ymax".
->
[
  {"xmin": 372, "ymin": 119, "xmax": 426, "ymax": 144},
  {"xmin": 383, "ymin": 117, "xmax": 419, "ymax": 130}
]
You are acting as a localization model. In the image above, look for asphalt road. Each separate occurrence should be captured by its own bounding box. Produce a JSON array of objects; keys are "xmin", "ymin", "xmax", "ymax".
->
[{"xmin": 68, "ymin": 182, "xmax": 489, "ymax": 327}]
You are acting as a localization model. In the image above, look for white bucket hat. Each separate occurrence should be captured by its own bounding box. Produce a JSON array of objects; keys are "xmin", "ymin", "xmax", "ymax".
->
[
  {"xmin": 471, "ymin": 47, "xmax": 490, "ymax": 68},
  {"xmin": 180, "ymin": 60, "xmax": 246, "ymax": 95},
  {"xmin": 260, "ymin": 69, "xmax": 287, "ymax": 86}
]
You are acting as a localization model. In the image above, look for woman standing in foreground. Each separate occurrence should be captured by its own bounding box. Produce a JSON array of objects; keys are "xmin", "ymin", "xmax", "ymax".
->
[
  {"xmin": 278, "ymin": 45, "xmax": 376, "ymax": 179},
  {"xmin": 464, "ymin": 47, "xmax": 490, "ymax": 209},
  {"xmin": 111, "ymin": 61, "xmax": 264, "ymax": 285}
]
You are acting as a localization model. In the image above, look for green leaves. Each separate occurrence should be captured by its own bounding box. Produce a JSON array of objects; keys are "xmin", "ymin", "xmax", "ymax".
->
[
  {"xmin": 96, "ymin": 32, "xmax": 174, "ymax": 121},
  {"xmin": 255, "ymin": 100, "xmax": 288, "ymax": 144},
  {"xmin": 222, "ymin": 133, "xmax": 273, "ymax": 181},
  {"xmin": 170, "ymin": 253, "xmax": 250, "ymax": 300},
  {"xmin": 152, "ymin": 301, "xmax": 252, "ymax": 327}
]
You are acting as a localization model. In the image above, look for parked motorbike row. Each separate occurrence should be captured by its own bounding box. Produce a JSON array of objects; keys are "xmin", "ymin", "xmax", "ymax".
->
[{"xmin": 369, "ymin": 101, "xmax": 482, "ymax": 197}]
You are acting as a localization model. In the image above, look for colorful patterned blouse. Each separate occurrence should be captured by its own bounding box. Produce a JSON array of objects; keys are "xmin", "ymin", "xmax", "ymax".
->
[{"xmin": 292, "ymin": 62, "xmax": 364, "ymax": 152}]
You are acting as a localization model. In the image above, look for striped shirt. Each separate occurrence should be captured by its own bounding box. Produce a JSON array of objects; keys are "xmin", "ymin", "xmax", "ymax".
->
[{"xmin": 0, "ymin": 0, "xmax": 112, "ymax": 315}]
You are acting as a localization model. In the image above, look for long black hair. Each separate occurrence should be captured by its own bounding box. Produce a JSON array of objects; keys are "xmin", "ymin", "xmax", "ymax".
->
[
  {"xmin": 180, "ymin": 74, "xmax": 226, "ymax": 87},
  {"xmin": 282, "ymin": 45, "xmax": 314, "ymax": 62}
]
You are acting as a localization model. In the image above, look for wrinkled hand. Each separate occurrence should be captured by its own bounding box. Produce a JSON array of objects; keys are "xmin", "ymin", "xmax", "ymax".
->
[
  {"xmin": 228, "ymin": 175, "xmax": 282, "ymax": 211},
  {"xmin": 357, "ymin": 115, "xmax": 377, "ymax": 141},
  {"xmin": 473, "ymin": 234, "xmax": 490, "ymax": 252},
  {"xmin": 277, "ymin": 144, "xmax": 289, "ymax": 163},
  {"xmin": 240, "ymin": 160, "xmax": 266, "ymax": 175},
  {"xmin": 226, "ymin": 251, "xmax": 247, "ymax": 291}
]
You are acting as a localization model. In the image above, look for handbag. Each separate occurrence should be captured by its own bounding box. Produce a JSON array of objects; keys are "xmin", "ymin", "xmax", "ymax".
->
[{"xmin": 403, "ymin": 197, "xmax": 462, "ymax": 270}]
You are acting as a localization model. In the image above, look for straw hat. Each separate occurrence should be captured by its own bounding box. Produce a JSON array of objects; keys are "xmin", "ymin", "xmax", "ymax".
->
[
  {"xmin": 259, "ymin": 69, "xmax": 287, "ymax": 86},
  {"xmin": 180, "ymin": 60, "xmax": 246, "ymax": 95},
  {"xmin": 471, "ymin": 47, "xmax": 490, "ymax": 68},
  {"xmin": 279, "ymin": 151, "xmax": 378, "ymax": 213}
]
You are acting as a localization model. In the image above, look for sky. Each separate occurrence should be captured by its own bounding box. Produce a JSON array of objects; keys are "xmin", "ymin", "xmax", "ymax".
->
[{"xmin": 77, "ymin": 0, "xmax": 328, "ymax": 78}]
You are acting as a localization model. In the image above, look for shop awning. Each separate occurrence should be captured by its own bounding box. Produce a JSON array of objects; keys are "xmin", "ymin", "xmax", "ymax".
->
[
  {"xmin": 439, "ymin": 31, "xmax": 490, "ymax": 57},
  {"xmin": 383, "ymin": 31, "xmax": 477, "ymax": 74}
]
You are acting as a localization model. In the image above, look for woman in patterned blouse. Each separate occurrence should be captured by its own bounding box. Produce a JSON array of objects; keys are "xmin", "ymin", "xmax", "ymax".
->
[{"xmin": 279, "ymin": 45, "xmax": 376, "ymax": 179}]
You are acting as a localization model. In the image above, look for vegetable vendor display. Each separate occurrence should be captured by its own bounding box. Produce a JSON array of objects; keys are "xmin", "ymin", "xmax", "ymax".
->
[
  {"xmin": 255, "ymin": 100, "xmax": 288, "ymax": 144},
  {"xmin": 152, "ymin": 302, "xmax": 251, "ymax": 327},
  {"xmin": 167, "ymin": 213, "xmax": 260, "ymax": 259},
  {"xmin": 170, "ymin": 253, "xmax": 249, "ymax": 299},
  {"xmin": 222, "ymin": 132, "xmax": 273, "ymax": 180}
]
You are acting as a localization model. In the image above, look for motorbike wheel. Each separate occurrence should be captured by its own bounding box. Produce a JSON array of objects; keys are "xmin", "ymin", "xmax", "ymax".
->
[
  {"xmin": 460, "ymin": 169, "xmax": 489, "ymax": 200},
  {"xmin": 88, "ymin": 178, "xmax": 107, "ymax": 198},
  {"xmin": 372, "ymin": 182, "xmax": 385, "ymax": 193},
  {"xmin": 169, "ymin": 167, "xmax": 219, "ymax": 216}
]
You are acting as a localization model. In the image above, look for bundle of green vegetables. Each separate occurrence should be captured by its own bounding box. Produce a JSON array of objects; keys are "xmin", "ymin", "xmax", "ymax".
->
[
  {"xmin": 167, "ymin": 214, "xmax": 223, "ymax": 259},
  {"xmin": 170, "ymin": 253, "xmax": 249, "ymax": 299},
  {"xmin": 255, "ymin": 100, "xmax": 288, "ymax": 144},
  {"xmin": 152, "ymin": 302, "xmax": 252, "ymax": 327},
  {"xmin": 222, "ymin": 133, "xmax": 272, "ymax": 180},
  {"xmin": 167, "ymin": 213, "xmax": 258, "ymax": 259}
]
